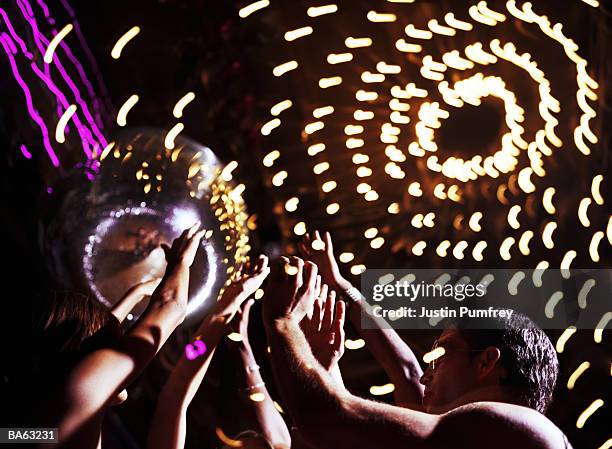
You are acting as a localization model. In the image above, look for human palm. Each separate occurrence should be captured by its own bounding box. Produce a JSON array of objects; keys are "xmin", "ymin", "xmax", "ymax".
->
[
  {"xmin": 300, "ymin": 285, "xmax": 346, "ymax": 371},
  {"xmin": 218, "ymin": 255, "xmax": 270, "ymax": 316}
]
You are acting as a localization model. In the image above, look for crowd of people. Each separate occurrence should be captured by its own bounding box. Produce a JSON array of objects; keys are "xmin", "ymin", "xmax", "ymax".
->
[{"xmin": 12, "ymin": 224, "xmax": 573, "ymax": 449}]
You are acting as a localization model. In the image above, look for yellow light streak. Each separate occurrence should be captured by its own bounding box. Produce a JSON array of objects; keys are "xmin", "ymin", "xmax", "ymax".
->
[
  {"xmin": 578, "ymin": 198, "xmax": 592, "ymax": 227},
  {"xmin": 326, "ymin": 203, "xmax": 340, "ymax": 214},
  {"xmin": 376, "ymin": 61, "xmax": 401, "ymax": 74},
  {"xmin": 345, "ymin": 37, "xmax": 372, "ymax": 48},
  {"xmin": 271, "ymin": 99, "xmax": 292, "ymax": 116},
  {"xmin": 395, "ymin": 39, "xmax": 422, "ymax": 53},
  {"xmin": 367, "ymin": 11, "xmax": 397, "ymax": 22},
  {"xmin": 319, "ymin": 76, "xmax": 342, "ymax": 88},
  {"xmin": 469, "ymin": 212, "xmax": 483, "ymax": 232},
  {"xmin": 272, "ymin": 170, "xmax": 287, "ymax": 187},
  {"xmin": 322, "ymin": 181, "xmax": 337, "ymax": 192},
  {"xmin": 284, "ymin": 26, "xmax": 313, "ymax": 41},
  {"xmin": 111, "ymin": 26, "xmax": 140, "ymax": 59},
  {"xmin": 589, "ymin": 231, "xmax": 604, "ymax": 262},
  {"xmin": 364, "ymin": 190, "xmax": 379, "ymax": 201},
  {"xmin": 591, "ymin": 175, "xmax": 604, "ymax": 205},
  {"xmin": 453, "ymin": 241, "xmax": 468, "ymax": 260},
  {"xmin": 436, "ymin": 240, "xmax": 451, "ymax": 257},
  {"xmin": 542, "ymin": 187, "xmax": 556, "ymax": 214},
  {"xmin": 173, "ymin": 92, "xmax": 196, "ymax": 118},
  {"xmin": 346, "ymin": 138, "xmax": 364, "ymax": 149},
  {"xmin": 117, "ymin": 94, "xmax": 139, "ymax": 127},
  {"xmin": 345, "ymin": 338, "xmax": 365, "ymax": 350},
  {"xmin": 556, "ymin": 327, "xmax": 577, "ymax": 353},
  {"xmin": 361, "ymin": 71, "xmax": 385, "ymax": 83},
  {"xmin": 313, "ymin": 162, "xmax": 330, "ymax": 174},
  {"xmin": 307, "ymin": 4, "xmax": 338, "ymax": 17},
  {"xmin": 507, "ymin": 205, "xmax": 521, "ymax": 229},
  {"xmin": 354, "ymin": 110, "xmax": 374, "ymax": 120},
  {"xmin": 293, "ymin": 222, "xmax": 306, "ymax": 236},
  {"xmin": 500, "ymin": 237, "xmax": 515, "ymax": 260},
  {"xmin": 576, "ymin": 399, "xmax": 604, "ymax": 429},
  {"xmin": 542, "ymin": 222, "xmax": 557, "ymax": 249},
  {"xmin": 594, "ymin": 312, "xmax": 612, "ymax": 343},
  {"xmin": 387, "ymin": 203, "xmax": 400, "ymax": 214},
  {"xmin": 428, "ymin": 19, "xmax": 456, "ymax": 36},
  {"xmin": 44, "ymin": 24, "xmax": 73, "ymax": 64},
  {"xmin": 285, "ymin": 197, "xmax": 299, "ymax": 212},
  {"xmin": 304, "ymin": 121, "xmax": 324, "ymax": 134},
  {"xmin": 215, "ymin": 427, "xmax": 243, "ymax": 448},
  {"xmin": 273, "ymin": 61, "xmax": 298, "ymax": 77},
  {"xmin": 567, "ymin": 362, "xmax": 590, "ymax": 390},
  {"xmin": 55, "ymin": 104, "xmax": 77, "ymax": 143},
  {"xmin": 545, "ymin": 291, "xmax": 564, "ymax": 318},
  {"xmin": 472, "ymin": 241, "xmax": 487, "ymax": 261},
  {"xmin": 307, "ymin": 143, "xmax": 325, "ymax": 156},
  {"xmin": 518, "ymin": 230, "xmax": 534, "ymax": 255},
  {"xmin": 370, "ymin": 383, "xmax": 395, "ymax": 396},
  {"xmin": 444, "ymin": 13, "xmax": 473, "ymax": 30},
  {"xmin": 345, "ymin": 125, "xmax": 364, "ymax": 135},
  {"xmin": 261, "ymin": 118, "xmax": 281, "ymax": 135},
  {"xmin": 327, "ymin": 52, "xmax": 353, "ymax": 64},
  {"xmin": 239, "ymin": 0, "xmax": 270, "ymax": 18},
  {"xmin": 560, "ymin": 250, "xmax": 577, "ymax": 279},
  {"xmin": 405, "ymin": 24, "xmax": 432, "ymax": 39},
  {"xmin": 469, "ymin": 5, "xmax": 497, "ymax": 26},
  {"xmin": 350, "ymin": 264, "xmax": 366, "ymax": 275},
  {"xmin": 313, "ymin": 106, "xmax": 334, "ymax": 118},
  {"xmin": 423, "ymin": 346, "xmax": 445, "ymax": 364},
  {"xmin": 164, "ymin": 123, "xmax": 184, "ymax": 150},
  {"xmin": 507, "ymin": 271, "xmax": 525, "ymax": 296},
  {"xmin": 356, "ymin": 90, "xmax": 378, "ymax": 101}
]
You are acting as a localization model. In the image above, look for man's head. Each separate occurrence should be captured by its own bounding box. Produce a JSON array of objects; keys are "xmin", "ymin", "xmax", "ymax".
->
[{"xmin": 419, "ymin": 312, "xmax": 558, "ymax": 414}]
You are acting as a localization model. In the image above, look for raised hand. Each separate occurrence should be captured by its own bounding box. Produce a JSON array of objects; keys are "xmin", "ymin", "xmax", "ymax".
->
[
  {"xmin": 216, "ymin": 255, "xmax": 270, "ymax": 318},
  {"xmin": 298, "ymin": 230, "xmax": 351, "ymax": 291},
  {"xmin": 161, "ymin": 222, "xmax": 206, "ymax": 269},
  {"xmin": 300, "ymin": 288, "xmax": 346, "ymax": 371},
  {"xmin": 262, "ymin": 256, "xmax": 318, "ymax": 325},
  {"xmin": 229, "ymin": 298, "xmax": 255, "ymax": 343}
]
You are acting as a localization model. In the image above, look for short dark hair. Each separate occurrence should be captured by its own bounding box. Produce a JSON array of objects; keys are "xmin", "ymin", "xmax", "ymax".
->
[{"xmin": 452, "ymin": 312, "xmax": 559, "ymax": 413}]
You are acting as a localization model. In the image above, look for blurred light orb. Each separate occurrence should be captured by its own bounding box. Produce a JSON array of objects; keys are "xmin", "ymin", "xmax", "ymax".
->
[{"xmin": 45, "ymin": 128, "xmax": 250, "ymax": 323}]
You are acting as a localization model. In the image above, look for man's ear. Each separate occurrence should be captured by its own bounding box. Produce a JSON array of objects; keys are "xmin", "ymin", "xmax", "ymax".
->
[{"xmin": 477, "ymin": 346, "xmax": 501, "ymax": 378}]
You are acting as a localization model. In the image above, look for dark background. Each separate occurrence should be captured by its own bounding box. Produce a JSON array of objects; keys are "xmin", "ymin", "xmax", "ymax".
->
[{"xmin": 1, "ymin": 0, "xmax": 610, "ymax": 448}]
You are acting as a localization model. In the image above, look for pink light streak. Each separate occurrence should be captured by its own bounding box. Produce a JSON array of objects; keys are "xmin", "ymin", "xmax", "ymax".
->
[
  {"xmin": 20, "ymin": 144, "xmax": 32, "ymax": 159},
  {"xmin": 0, "ymin": 33, "xmax": 59, "ymax": 166}
]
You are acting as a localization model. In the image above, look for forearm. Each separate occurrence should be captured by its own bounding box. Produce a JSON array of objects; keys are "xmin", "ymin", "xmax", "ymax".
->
[
  {"xmin": 344, "ymin": 288, "xmax": 424, "ymax": 406},
  {"xmin": 265, "ymin": 318, "xmax": 433, "ymax": 449},
  {"xmin": 147, "ymin": 313, "xmax": 227, "ymax": 449},
  {"xmin": 111, "ymin": 288, "xmax": 145, "ymax": 323},
  {"xmin": 237, "ymin": 343, "xmax": 291, "ymax": 448}
]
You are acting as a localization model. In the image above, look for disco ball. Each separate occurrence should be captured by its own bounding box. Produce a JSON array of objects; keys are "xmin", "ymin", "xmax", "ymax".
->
[{"xmin": 43, "ymin": 127, "xmax": 250, "ymax": 323}]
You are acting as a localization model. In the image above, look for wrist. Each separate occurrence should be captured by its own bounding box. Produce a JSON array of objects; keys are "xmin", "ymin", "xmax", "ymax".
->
[{"xmin": 333, "ymin": 276, "xmax": 353, "ymax": 292}]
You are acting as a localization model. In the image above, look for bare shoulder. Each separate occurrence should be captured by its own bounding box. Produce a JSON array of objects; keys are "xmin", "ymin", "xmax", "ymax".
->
[{"xmin": 432, "ymin": 402, "xmax": 569, "ymax": 449}]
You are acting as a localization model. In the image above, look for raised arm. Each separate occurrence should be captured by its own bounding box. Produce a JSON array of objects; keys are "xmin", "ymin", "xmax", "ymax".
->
[
  {"xmin": 261, "ymin": 258, "xmax": 555, "ymax": 449},
  {"xmin": 229, "ymin": 298, "xmax": 291, "ymax": 449},
  {"xmin": 299, "ymin": 231, "xmax": 424, "ymax": 407},
  {"xmin": 55, "ymin": 224, "xmax": 206, "ymax": 446},
  {"xmin": 300, "ymin": 283, "xmax": 346, "ymax": 386},
  {"xmin": 148, "ymin": 256, "xmax": 271, "ymax": 449},
  {"xmin": 111, "ymin": 278, "xmax": 161, "ymax": 323}
]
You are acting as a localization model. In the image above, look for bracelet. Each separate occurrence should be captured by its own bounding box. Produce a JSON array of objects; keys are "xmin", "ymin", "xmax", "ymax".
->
[
  {"xmin": 343, "ymin": 286, "xmax": 364, "ymax": 303},
  {"xmin": 246, "ymin": 364, "xmax": 260, "ymax": 373},
  {"xmin": 242, "ymin": 381, "xmax": 265, "ymax": 391}
]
